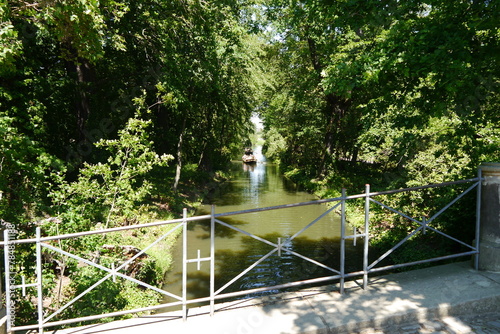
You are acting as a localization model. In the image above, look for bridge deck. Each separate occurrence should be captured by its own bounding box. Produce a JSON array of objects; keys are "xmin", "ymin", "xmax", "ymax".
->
[{"xmin": 49, "ymin": 262, "xmax": 500, "ymax": 334}]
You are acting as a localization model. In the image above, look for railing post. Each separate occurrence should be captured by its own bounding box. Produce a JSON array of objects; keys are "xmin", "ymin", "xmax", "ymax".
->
[
  {"xmin": 478, "ymin": 163, "xmax": 500, "ymax": 271},
  {"xmin": 363, "ymin": 184, "xmax": 370, "ymax": 289},
  {"xmin": 474, "ymin": 168, "xmax": 482, "ymax": 270},
  {"xmin": 182, "ymin": 208, "xmax": 188, "ymax": 321},
  {"xmin": 3, "ymin": 230, "xmax": 12, "ymax": 334},
  {"xmin": 422, "ymin": 217, "xmax": 427, "ymax": 235},
  {"xmin": 210, "ymin": 205, "xmax": 215, "ymax": 316},
  {"xmin": 340, "ymin": 188, "xmax": 346, "ymax": 294},
  {"xmin": 277, "ymin": 238, "xmax": 282, "ymax": 257},
  {"xmin": 36, "ymin": 227, "xmax": 44, "ymax": 333}
]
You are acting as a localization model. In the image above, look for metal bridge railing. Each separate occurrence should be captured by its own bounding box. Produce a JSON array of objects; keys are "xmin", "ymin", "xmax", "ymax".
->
[{"xmin": 1, "ymin": 172, "xmax": 482, "ymax": 333}]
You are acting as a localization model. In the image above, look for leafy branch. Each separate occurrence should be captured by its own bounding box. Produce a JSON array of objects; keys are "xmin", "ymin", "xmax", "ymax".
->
[{"xmin": 51, "ymin": 114, "xmax": 173, "ymax": 231}]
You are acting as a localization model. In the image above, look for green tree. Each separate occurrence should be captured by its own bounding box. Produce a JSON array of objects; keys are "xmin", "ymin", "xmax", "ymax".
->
[
  {"xmin": 263, "ymin": 0, "xmax": 499, "ymax": 179},
  {"xmin": 0, "ymin": 116, "xmax": 58, "ymax": 223},
  {"xmin": 2, "ymin": 0, "xmax": 267, "ymax": 219},
  {"xmin": 50, "ymin": 114, "xmax": 172, "ymax": 231},
  {"xmin": 261, "ymin": 0, "xmax": 499, "ymax": 265}
]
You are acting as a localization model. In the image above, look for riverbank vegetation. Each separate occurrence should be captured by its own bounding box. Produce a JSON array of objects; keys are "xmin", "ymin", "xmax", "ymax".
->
[
  {"xmin": 1, "ymin": 0, "xmax": 499, "ymax": 327},
  {"xmin": 260, "ymin": 0, "xmax": 499, "ymax": 266},
  {"xmin": 1, "ymin": 0, "xmax": 265, "ymax": 327}
]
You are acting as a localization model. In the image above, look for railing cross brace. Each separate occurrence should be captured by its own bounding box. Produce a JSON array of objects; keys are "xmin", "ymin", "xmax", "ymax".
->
[
  {"xmin": 344, "ymin": 227, "xmax": 366, "ymax": 246},
  {"xmin": 277, "ymin": 237, "xmax": 291, "ymax": 257},
  {"xmin": 11, "ymin": 276, "xmax": 37, "ymax": 297},
  {"xmin": 186, "ymin": 249, "xmax": 211, "ymax": 270}
]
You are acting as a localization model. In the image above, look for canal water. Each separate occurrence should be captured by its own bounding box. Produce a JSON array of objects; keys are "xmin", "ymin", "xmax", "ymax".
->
[{"xmin": 161, "ymin": 147, "xmax": 364, "ymax": 308}]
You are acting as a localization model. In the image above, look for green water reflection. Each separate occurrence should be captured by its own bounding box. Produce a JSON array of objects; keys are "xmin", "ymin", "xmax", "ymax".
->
[{"xmin": 161, "ymin": 147, "xmax": 364, "ymax": 309}]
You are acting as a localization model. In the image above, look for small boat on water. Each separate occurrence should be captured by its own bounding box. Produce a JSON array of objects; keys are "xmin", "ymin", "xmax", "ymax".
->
[{"xmin": 242, "ymin": 148, "xmax": 258, "ymax": 164}]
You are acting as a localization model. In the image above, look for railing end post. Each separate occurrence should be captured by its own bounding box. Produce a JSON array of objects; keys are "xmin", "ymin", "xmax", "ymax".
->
[{"xmin": 477, "ymin": 163, "xmax": 500, "ymax": 272}]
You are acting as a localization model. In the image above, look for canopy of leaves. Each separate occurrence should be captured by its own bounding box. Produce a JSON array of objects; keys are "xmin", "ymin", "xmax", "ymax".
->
[
  {"xmin": 262, "ymin": 0, "xmax": 499, "ymax": 183},
  {"xmin": 1, "ymin": 0, "xmax": 268, "ymax": 226},
  {"xmin": 1, "ymin": 0, "xmax": 268, "ymax": 325},
  {"xmin": 260, "ymin": 0, "xmax": 499, "ymax": 268}
]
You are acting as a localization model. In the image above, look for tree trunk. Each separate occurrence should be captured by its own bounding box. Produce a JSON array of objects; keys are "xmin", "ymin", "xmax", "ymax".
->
[
  {"xmin": 173, "ymin": 118, "xmax": 187, "ymax": 191},
  {"xmin": 198, "ymin": 140, "xmax": 211, "ymax": 171},
  {"xmin": 319, "ymin": 93, "xmax": 352, "ymax": 176},
  {"xmin": 306, "ymin": 31, "xmax": 353, "ymax": 176},
  {"xmin": 73, "ymin": 58, "xmax": 93, "ymax": 144},
  {"xmin": 307, "ymin": 36, "xmax": 323, "ymax": 78}
]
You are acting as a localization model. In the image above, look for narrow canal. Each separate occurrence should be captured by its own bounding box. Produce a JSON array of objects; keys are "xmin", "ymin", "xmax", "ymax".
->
[{"xmin": 161, "ymin": 146, "xmax": 364, "ymax": 308}]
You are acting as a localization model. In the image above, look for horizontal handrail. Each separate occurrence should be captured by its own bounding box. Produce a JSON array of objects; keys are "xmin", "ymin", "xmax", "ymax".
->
[
  {"xmin": 1, "ymin": 215, "xmax": 207, "ymax": 245},
  {"xmin": 1, "ymin": 176, "xmax": 481, "ymax": 246}
]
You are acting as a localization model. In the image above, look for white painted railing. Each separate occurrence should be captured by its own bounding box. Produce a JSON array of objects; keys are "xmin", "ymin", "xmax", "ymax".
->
[{"xmin": 2, "ymin": 172, "xmax": 482, "ymax": 333}]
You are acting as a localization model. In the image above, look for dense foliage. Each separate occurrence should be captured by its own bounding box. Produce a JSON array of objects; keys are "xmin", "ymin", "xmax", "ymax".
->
[
  {"xmin": 263, "ymin": 0, "xmax": 499, "ymax": 182},
  {"xmin": 1, "ymin": 0, "xmax": 267, "ymax": 224},
  {"xmin": 1, "ymin": 0, "xmax": 266, "ymax": 326},
  {"xmin": 261, "ymin": 0, "xmax": 499, "ymax": 265}
]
